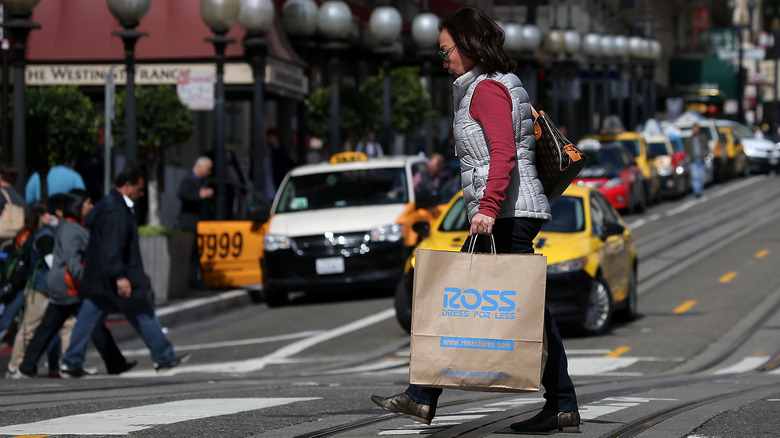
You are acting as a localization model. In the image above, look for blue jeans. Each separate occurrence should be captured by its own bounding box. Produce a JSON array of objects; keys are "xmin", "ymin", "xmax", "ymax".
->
[
  {"xmin": 691, "ymin": 160, "xmax": 705, "ymax": 196},
  {"xmin": 404, "ymin": 217, "xmax": 578, "ymax": 412},
  {"xmin": 0, "ymin": 288, "xmax": 24, "ymax": 332},
  {"xmin": 63, "ymin": 294, "xmax": 176, "ymax": 370}
]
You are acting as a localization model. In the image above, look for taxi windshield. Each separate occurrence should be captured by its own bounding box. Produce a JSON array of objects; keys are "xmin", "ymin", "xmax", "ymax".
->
[
  {"xmin": 582, "ymin": 147, "xmax": 623, "ymax": 169},
  {"xmin": 542, "ymin": 196, "xmax": 585, "ymax": 233},
  {"xmin": 275, "ymin": 167, "xmax": 408, "ymax": 213},
  {"xmin": 620, "ymin": 139, "xmax": 641, "ymax": 157}
]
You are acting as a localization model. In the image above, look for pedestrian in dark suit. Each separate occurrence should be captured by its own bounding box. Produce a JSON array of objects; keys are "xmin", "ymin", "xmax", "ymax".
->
[
  {"xmin": 176, "ymin": 157, "xmax": 213, "ymax": 288},
  {"xmin": 60, "ymin": 168, "xmax": 189, "ymax": 377}
]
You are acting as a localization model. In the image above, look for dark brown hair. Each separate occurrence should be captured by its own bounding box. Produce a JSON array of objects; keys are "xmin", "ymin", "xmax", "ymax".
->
[{"xmin": 438, "ymin": 7, "xmax": 515, "ymax": 75}]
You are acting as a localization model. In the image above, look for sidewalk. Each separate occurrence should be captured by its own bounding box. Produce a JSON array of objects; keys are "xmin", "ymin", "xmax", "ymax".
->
[{"xmin": 105, "ymin": 286, "xmax": 261, "ymax": 343}]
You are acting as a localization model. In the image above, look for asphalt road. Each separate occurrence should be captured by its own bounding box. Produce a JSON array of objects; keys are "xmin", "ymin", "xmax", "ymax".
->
[{"xmin": 1, "ymin": 173, "xmax": 779, "ymax": 437}]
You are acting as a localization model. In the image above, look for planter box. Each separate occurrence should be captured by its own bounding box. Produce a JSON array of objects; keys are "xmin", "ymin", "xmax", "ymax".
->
[{"xmin": 139, "ymin": 233, "xmax": 192, "ymax": 305}]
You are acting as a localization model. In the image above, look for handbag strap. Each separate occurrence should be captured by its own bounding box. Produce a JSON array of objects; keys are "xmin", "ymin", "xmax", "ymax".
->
[{"xmin": 467, "ymin": 234, "xmax": 497, "ymax": 254}]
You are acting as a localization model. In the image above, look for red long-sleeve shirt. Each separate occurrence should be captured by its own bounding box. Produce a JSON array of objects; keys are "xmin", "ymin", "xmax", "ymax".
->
[{"xmin": 469, "ymin": 79, "xmax": 517, "ymax": 219}]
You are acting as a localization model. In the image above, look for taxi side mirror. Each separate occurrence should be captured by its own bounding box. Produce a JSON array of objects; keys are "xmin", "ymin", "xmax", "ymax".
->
[
  {"xmin": 412, "ymin": 221, "xmax": 430, "ymax": 239},
  {"xmin": 600, "ymin": 222, "xmax": 625, "ymax": 240}
]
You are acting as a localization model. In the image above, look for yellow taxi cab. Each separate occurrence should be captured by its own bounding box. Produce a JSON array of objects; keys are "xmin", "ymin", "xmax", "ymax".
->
[
  {"xmin": 580, "ymin": 131, "xmax": 661, "ymax": 206},
  {"xmin": 260, "ymin": 152, "xmax": 450, "ymax": 306},
  {"xmin": 716, "ymin": 126, "xmax": 748, "ymax": 178},
  {"xmin": 395, "ymin": 185, "xmax": 638, "ymax": 336}
]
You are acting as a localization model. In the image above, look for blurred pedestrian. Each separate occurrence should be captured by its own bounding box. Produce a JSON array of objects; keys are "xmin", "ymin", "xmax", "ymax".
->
[
  {"xmin": 356, "ymin": 131, "xmax": 385, "ymax": 157},
  {"xmin": 176, "ymin": 157, "xmax": 214, "ymax": 288},
  {"xmin": 691, "ymin": 123, "xmax": 707, "ymax": 198},
  {"xmin": 17, "ymin": 190, "xmax": 136, "ymax": 378},
  {"xmin": 60, "ymin": 168, "xmax": 189, "ymax": 377},
  {"xmin": 371, "ymin": 8, "xmax": 580, "ymax": 433},
  {"xmin": 25, "ymin": 163, "xmax": 85, "ymax": 205},
  {"xmin": 5, "ymin": 195, "xmax": 68, "ymax": 379},
  {"xmin": 0, "ymin": 164, "xmax": 28, "ymax": 246},
  {"xmin": 267, "ymin": 128, "xmax": 297, "ymax": 190}
]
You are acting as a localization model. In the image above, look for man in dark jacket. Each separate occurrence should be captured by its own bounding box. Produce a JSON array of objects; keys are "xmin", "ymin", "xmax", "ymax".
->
[
  {"xmin": 176, "ymin": 156, "xmax": 213, "ymax": 288},
  {"xmin": 60, "ymin": 168, "xmax": 189, "ymax": 377}
]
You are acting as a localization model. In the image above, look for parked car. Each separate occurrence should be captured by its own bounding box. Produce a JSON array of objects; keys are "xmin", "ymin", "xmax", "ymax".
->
[
  {"xmin": 395, "ymin": 185, "xmax": 639, "ymax": 336},
  {"xmin": 666, "ymin": 131, "xmax": 692, "ymax": 194},
  {"xmin": 716, "ymin": 125, "xmax": 749, "ymax": 178},
  {"xmin": 715, "ymin": 120, "xmax": 778, "ymax": 174},
  {"xmin": 645, "ymin": 134, "xmax": 686, "ymax": 199},
  {"xmin": 261, "ymin": 152, "xmax": 447, "ymax": 306},
  {"xmin": 580, "ymin": 131, "xmax": 661, "ymax": 206},
  {"xmin": 573, "ymin": 139, "xmax": 646, "ymax": 213}
]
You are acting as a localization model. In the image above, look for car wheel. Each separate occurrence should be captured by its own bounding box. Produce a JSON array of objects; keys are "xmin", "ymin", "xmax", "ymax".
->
[
  {"xmin": 615, "ymin": 265, "xmax": 639, "ymax": 321},
  {"xmin": 264, "ymin": 289, "xmax": 289, "ymax": 307},
  {"xmin": 581, "ymin": 275, "xmax": 613, "ymax": 335},
  {"xmin": 394, "ymin": 279, "xmax": 412, "ymax": 333}
]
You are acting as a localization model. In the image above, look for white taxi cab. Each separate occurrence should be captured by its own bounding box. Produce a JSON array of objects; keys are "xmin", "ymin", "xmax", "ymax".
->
[{"xmin": 261, "ymin": 152, "xmax": 447, "ymax": 306}]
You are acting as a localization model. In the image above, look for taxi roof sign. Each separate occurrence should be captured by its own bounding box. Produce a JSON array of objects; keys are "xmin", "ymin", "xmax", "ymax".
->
[{"xmin": 330, "ymin": 151, "xmax": 368, "ymax": 164}]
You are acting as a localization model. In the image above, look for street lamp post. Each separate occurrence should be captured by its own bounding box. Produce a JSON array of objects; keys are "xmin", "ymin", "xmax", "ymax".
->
[
  {"xmin": 412, "ymin": 9, "xmax": 439, "ymax": 157},
  {"xmin": 238, "ymin": 0, "xmax": 274, "ymax": 205},
  {"xmin": 201, "ymin": 0, "xmax": 240, "ymax": 220},
  {"xmin": 519, "ymin": 1, "xmax": 541, "ymax": 105},
  {"xmin": 107, "ymin": 0, "xmax": 152, "ymax": 169},
  {"xmin": 317, "ymin": 1, "xmax": 352, "ymax": 154},
  {"xmin": 731, "ymin": 0, "xmax": 755, "ymax": 125},
  {"xmin": 544, "ymin": 4, "xmax": 566, "ymax": 125},
  {"xmin": 369, "ymin": 5, "xmax": 401, "ymax": 155},
  {"xmin": 583, "ymin": 14, "xmax": 602, "ymax": 134},
  {"xmin": 1, "ymin": 0, "xmax": 41, "ymax": 191},
  {"xmin": 281, "ymin": 0, "xmax": 317, "ymax": 162},
  {"xmin": 628, "ymin": 35, "xmax": 644, "ymax": 129},
  {"xmin": 562, "ymin": 4, "xmax": 581, "ymax": 140}
]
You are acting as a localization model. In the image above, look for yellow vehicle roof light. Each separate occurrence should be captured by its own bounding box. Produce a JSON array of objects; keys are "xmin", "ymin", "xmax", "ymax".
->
[{"xmin": 330, "ymin": 151, "xmax": 368, "ymax": 164}]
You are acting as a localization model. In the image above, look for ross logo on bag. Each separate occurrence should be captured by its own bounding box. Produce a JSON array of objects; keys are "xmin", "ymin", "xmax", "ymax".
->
[{"xmin": 441, "ymin": 287, "xmax": 519, "ymax": 319}]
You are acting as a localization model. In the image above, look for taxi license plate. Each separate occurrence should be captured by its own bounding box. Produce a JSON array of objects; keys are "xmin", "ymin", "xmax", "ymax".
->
[{"xmin": 316, "ymin": 257, "xmax": 345, "ymax": 275}]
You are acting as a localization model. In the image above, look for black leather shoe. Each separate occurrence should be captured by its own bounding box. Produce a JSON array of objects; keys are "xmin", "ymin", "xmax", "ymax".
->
[
  {"xmin": 510, "ymin": 409, "xmax": 580, "ymax": 432},
  {"xmin": 370, "ymin": 393, "xmax": 436, "ymax": 425}
]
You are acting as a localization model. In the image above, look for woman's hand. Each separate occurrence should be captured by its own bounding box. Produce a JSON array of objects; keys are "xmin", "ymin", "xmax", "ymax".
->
[{"xmin": 470, "ymin": 213, "xmax": 495, "ymax": 236}]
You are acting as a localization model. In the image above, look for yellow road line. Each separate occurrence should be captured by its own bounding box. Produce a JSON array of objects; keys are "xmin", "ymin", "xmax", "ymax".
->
[
  {"xmin": 605, "ymin": 346, "xmax": 631, "ymax": 358},
  {"xmin": 673, "ymin": 300, "xmax": 697, "ymax": 314},
  {"xmin": 719, "ymin": 271, "xmax": 738, "ymax": 283},
  {"xmin": 756, "ymin": 249, "xmax": 770, "ymax": 258}
]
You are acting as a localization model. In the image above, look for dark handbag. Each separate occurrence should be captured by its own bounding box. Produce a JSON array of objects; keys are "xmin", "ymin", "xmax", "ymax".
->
[{"xmin": 531, "ymin": 105, "xmax": 587, "ymax": 203}]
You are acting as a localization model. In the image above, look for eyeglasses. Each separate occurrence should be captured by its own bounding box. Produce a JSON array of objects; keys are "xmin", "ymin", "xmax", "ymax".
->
[{"xmin": 438, "ymin": 45, "xmax": 457, "ymax": 62}]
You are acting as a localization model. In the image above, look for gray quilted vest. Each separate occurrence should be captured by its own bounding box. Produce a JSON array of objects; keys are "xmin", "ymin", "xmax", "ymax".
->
[{"xmin": 452, "ymin": 65, "xmax": 551, "ymax": 222}]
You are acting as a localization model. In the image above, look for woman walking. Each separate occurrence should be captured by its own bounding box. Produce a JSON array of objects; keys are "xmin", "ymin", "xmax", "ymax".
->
[{"xmin": 371, "ymin": 7, "xmax": 580, "ymax": 433}]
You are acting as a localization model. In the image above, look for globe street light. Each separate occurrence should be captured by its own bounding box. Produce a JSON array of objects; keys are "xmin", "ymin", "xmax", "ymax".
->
[
  {"xmin": 412, "ymin": 9, "xmax": 438, "ymax": 157},
  {"xmin": 1, "ymin": 0, "xmax": 41, "ymax": 191},
  {"xmin": 201, "ymin": 0, "xmax": 240, "ymax": 220},
  {"xmin": 107, "ymin": 0, "xmax": 151, "ymax": 168},
  {"xmin": 369, "ymin": 5, "xmax": 401, "ymax": 155},
  {"xmin": 238, "ymin": 0, "xmax": 274, "ymax": 205},
  {"xmin": 317, "ymin": 1, "xmax": 351, "ymax": 154}
]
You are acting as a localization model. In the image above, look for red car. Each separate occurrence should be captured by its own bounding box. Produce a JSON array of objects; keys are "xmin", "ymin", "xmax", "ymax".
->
[{"xmin": 573, "ymin": 140, "xmax": 646, "ymax": 214}]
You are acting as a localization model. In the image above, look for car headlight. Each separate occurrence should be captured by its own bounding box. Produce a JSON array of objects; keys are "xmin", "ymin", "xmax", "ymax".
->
[
  {"xmin": 743, "ymin": 143, "xmax": 754, "ymax": 155},
  {"xmin": 264, "ymin": 234, "xmax": 291, "ymax": 252},
  {"xmin": 547, "ymin": 257, "xmax": 588, "ymax": 274},
  {"xmin": 603, "ymin": 177, "xmax": 624, "ymax": 189},
  {"xmin": 369, "ymin": 224, "xmax": 403, "ymax": 242}
]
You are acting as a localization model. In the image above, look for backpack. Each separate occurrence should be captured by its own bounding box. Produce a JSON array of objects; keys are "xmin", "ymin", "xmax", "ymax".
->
[
  {"xmin": 0, "ymin": 237, "xmax": 31, "ymax": 303},
  {"xmin": 0, "ymin": 188, "xmax": 24, "ymax": 239}
]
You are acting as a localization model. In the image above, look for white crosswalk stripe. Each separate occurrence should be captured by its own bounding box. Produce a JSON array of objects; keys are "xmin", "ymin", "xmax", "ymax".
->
[{"xmin": 0, "ymin": 398, "xmax": 319, "ymax": 436}]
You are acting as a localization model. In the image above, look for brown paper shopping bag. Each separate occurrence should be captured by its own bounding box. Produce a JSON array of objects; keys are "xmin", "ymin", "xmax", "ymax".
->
[{"xmin": 409, "ymin": 245, "xmax": 547, "ymax": 393}]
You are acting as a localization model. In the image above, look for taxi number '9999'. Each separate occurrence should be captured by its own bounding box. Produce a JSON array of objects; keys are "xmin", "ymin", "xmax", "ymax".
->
[{"xmin": 198, "ymin": 232, "xmax": 243, "ymax": 259}]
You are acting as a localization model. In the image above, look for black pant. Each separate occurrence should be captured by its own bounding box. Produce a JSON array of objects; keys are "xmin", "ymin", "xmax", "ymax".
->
[
  {"xmin": 404, "ymin": 217, "xmax": 578, "ymax": 412},
  {"xmin": 19, "ymin": 301, "xmax": 127, "ymax": 376}
]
